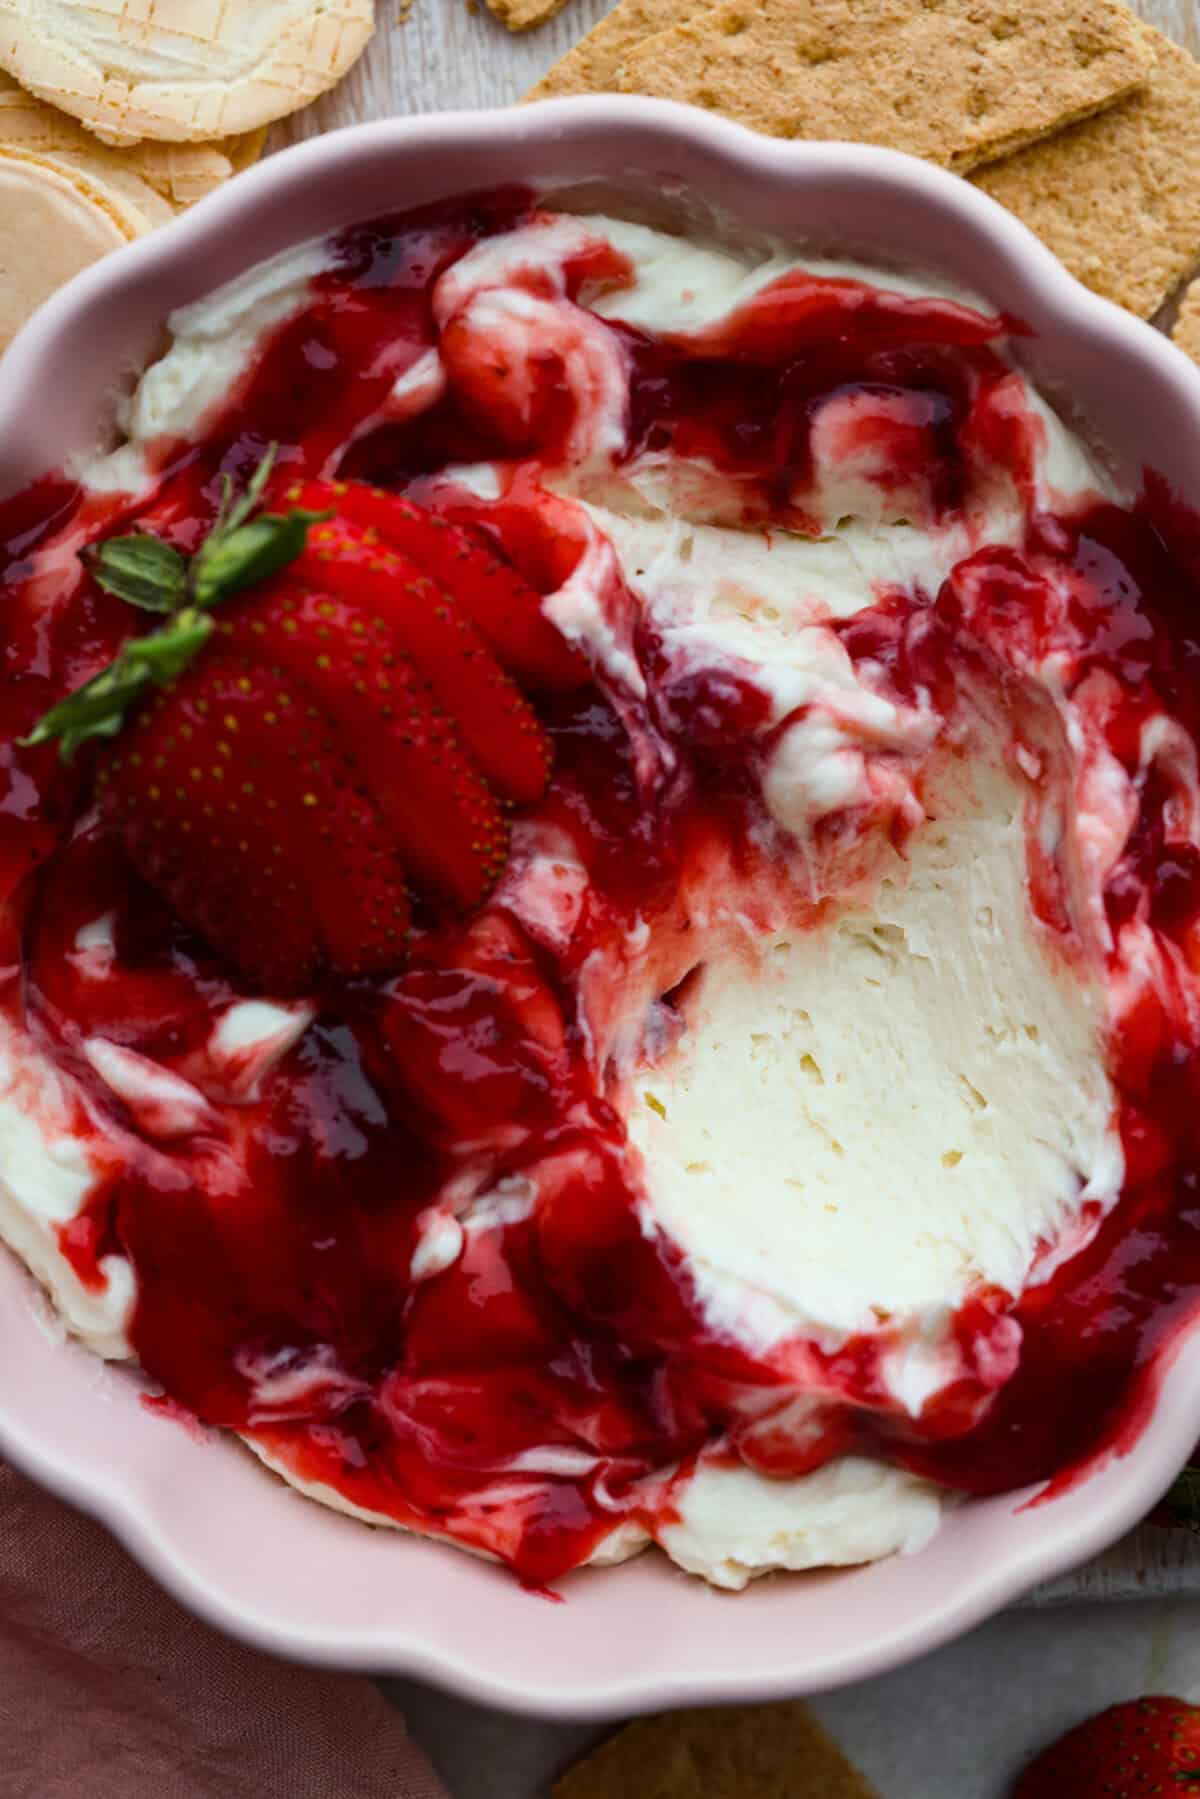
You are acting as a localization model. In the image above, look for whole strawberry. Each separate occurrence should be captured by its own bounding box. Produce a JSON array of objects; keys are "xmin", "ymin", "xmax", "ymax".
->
[
  {"xmin": 1015, "ymin": 1696, "xmax": 1200, "ymax": 1796},
  {"xmin": 24, "ymin": 451, "xmax": 586, "ymax": 992}
]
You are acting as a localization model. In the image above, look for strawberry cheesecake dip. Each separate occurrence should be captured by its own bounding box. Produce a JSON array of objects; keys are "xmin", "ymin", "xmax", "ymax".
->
[{"xmin": 2, "ymin": 191, "xmax": 1200, "ymax": 1590}]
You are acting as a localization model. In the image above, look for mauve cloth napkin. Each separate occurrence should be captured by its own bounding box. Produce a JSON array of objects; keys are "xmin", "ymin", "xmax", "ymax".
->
[{"xmin": 0, "ymin": 1458, "xmax": 452, "ymax": 1798}]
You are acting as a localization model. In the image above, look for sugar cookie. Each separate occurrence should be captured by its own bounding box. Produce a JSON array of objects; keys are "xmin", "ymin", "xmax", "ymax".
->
[
  {"xmin": 0, "ymin": 152, "xmax": 146, "ymax": 349},
  {"xmin": 0, "ymin": 0, "xmax": 375, "ymax": 147}
]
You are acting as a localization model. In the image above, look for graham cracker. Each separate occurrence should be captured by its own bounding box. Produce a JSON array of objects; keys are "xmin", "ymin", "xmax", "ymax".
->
[
  {"xmin": 1172, "ymin": 281, "xmax": 1200, "ymax": 365},
  {"xmin": 0, "ymin": 0, "xmax": 375, "ymax": 148},
  {"xmin": 607, "ymin": 0, "xmax": 1152, "ymax": 173},
  {"xmin": 486, "ymin": 0, "xmax": 572, "ymax": 32},
  {"xmin": 972, "ymin": 25, "xmax": 1200, "ymax": 319},
  {"xmin": 528, "ymin": 0, "xmax": 706, "ymax": 97},
  {"xmin": 554, "ymin": 1703, "xmax": 879, "ymax": 1799}
]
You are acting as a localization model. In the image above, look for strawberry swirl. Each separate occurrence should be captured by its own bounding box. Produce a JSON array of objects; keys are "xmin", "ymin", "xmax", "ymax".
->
[{"xmin": 2, "ymin": 192, "xmax": 1200, "ymax": 1588}]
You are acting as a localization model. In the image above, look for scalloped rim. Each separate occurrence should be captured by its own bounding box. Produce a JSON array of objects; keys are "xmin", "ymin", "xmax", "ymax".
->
[{"xmin": 1, "ymin": 97, "xmax": 1199, "ymax": 1719}]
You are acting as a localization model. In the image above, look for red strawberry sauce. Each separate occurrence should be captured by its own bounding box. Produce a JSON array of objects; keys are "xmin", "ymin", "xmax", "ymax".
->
[{"xmin": 3, "ymin": 191, "xmax": 1200, "ymax": 1583}]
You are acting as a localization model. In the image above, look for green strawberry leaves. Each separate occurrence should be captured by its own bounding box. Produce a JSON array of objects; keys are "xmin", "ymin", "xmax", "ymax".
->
[
  {"xmin": 190, "ymin": 446, "xmax": 328, "ymax": 607},
  {"xmin": 22, "ymin": 446, "xmax": 330, "ymax": 761},
  {"xmin": 84, "ymin": 533, "xmax": 189, "ymax": 613},
  {"xmin": 191, "ymin": 508, "xmax": 326, "ymax": 608},
  {"xmin": 22, "ymin": 613, "xmax": 216, "ymax": 761}
]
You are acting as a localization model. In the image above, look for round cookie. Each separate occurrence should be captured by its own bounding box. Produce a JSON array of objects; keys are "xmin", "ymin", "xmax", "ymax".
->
[
  {"xmin": 0, "ymin": 86, "xmax": 272, "ymax": 355},
  {"xmin": 0, "ymin": 152, "xmax": 147, "ymax": 349},
  {"xmin": 36, "ymin": 145, "xmax": 174, "ymax": 228},
  {"xmin": 0, "ymin": 88, "xmax": 261, "ymax": 212},
  {"xmin": 116, "ymin": 139, "xmax": 244, "ymax": 210},
  {"xmin": 0, "ymin": 0, "xmax": 375, "ymax": 147},
  {"xmin": 222, "ymin": 127, "xmax": 271, "ymax": 173}
]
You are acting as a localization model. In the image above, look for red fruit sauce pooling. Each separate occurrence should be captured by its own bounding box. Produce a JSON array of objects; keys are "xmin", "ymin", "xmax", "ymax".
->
[{"xmin": 2, "ymin": 189, "xmax": 1200, "ymax": 1584}]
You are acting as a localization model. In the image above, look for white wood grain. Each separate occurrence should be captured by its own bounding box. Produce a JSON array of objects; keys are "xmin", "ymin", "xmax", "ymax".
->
[
  {"xmin": 1143, "ymin": 0, "xmax": 1200, "ymax": 55},
  {"xmin": 280, "ymin": 0, "xmax": 1200, "ymax": 1605},
  {"xmin": 274, "ymin": 0, "xmax": 614, "ymax": 140}
]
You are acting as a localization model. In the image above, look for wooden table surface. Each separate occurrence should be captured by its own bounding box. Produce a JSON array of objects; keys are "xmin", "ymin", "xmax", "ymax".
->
[{"xmin": 284, "ymin": 0, "xmax": 1200, "ymax": 1612}]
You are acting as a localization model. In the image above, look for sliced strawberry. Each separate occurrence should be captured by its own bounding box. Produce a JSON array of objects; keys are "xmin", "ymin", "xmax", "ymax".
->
[
  {"xmin": 187, "ymin": 659, "xmax": 413, "ymax": 973},
  {"xmin": 218, "ymin": 586, "xmax": 508, "ymax": 909},
  {"xmin": 289, "ymin": 521, "xmax": 550, "ymax": 804},
  {"xmin": 99, "ymin": 660, "xmax": 323, "ymax": 990},
  {"xmin": 287, "ymin": 480, "xmax": 589, "ymax": 690},
  {"xmin": 46, "ymin": 464, "xmax": 573, "ymax": 991},
  {"xmin": 98, "ymin": 656, "xmax": 412, "ymax": 991}
]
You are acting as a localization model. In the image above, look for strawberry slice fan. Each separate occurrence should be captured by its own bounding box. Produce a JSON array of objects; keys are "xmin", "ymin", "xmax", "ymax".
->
[{"xmin": 22, "ymin": 451, "xmax": 589, "ymax": 992}]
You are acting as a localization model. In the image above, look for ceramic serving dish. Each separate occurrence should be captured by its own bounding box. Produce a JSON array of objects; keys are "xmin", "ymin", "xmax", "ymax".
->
[{"xmin": 2, "ymin": 98, "xmax": 1200, "ymax": 1719}]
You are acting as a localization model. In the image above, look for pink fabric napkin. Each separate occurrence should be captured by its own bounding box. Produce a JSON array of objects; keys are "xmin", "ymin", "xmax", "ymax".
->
[{"xmin": 0, "ymin": 1458, "xmax": 452, "ymax": 1798}]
